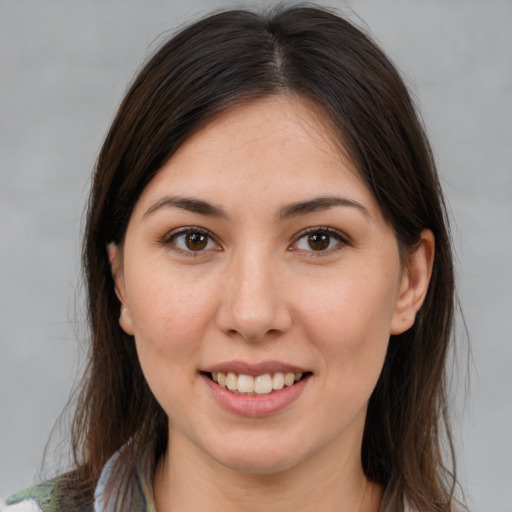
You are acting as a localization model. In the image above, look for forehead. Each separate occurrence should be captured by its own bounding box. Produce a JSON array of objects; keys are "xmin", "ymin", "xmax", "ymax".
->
[
  {"xmin": 132, "ymin": 96, "xmax": 380, "ymax": 219},
  {"xmin": 175, "ymin": 96, "xmax": 351, "ymax": 172}
]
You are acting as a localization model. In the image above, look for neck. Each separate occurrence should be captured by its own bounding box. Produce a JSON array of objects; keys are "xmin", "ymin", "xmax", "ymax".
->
[{"xmin": 153, "ymin": 429, "xmax": 382, "ymax": 512}]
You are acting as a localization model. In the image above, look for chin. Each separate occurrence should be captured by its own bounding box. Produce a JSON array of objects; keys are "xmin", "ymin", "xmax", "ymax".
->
[
  {"xmin": 217, "ymin": 452, "xmax": 301, "ymax": 475},
  {"xmin": 206, "ymin": 435, "xmax": 308, "ymax": 475}
]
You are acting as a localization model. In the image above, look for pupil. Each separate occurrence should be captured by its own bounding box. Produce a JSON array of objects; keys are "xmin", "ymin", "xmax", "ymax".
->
[
  {"xmin": 308, "ymin": 233, "xmax": 329, "ymax": 250},
  {"xmin": 186, "ymin": 232, "xmax": 207, "ymax": 250}
]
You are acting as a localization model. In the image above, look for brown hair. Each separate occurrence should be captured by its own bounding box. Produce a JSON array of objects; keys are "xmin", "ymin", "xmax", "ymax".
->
[{"xmin": 67, "ymin": 5, "xmax": 458, "ymax": 511}]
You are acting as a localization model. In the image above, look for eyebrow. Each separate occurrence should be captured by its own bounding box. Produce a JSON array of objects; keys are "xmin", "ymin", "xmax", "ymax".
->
[
  {"xmin": 143, "ymin": 194, "xmax": 369, "ymax": 221},
  {"xmin": 278, "ymin": 196, "xmax": 369, "ymax": 220},
  {"xmin": 143, "ymin": 195, "xmax": 228, "ymax": 219}
]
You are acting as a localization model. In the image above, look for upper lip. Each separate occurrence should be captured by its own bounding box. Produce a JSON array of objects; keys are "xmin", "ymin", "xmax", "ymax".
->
[{"xmin": 202, "ymin": 360, "xmax": 310, "ymax": 376}]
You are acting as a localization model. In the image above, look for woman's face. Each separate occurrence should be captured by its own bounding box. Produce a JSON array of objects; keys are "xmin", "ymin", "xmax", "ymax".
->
[{"xmin": 112, "ymin": 96, "xmax": 430, "ymax": 475}]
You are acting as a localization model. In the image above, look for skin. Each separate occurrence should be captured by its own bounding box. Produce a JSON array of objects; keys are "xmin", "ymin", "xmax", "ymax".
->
[{"xmin": 109, "ymin": 96, "xmax": 434, "ymax": 512}]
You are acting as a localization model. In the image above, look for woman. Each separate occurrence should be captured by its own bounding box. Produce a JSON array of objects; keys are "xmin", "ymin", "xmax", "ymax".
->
[{"xmin": 3, "ymin": 5, "xmax": 461, "ymax": 512}]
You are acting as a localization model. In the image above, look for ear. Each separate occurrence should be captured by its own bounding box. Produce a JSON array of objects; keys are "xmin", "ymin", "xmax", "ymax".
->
[
  {"xmin": 107, "ymin": 242, "xmax": 134, "ymax": 335},
  {"xmin": 390, "ymin": 229, "xmax": 435, "ymax": 335}
]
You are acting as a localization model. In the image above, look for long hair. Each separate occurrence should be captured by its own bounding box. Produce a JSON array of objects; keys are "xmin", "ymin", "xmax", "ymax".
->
[{"xmin": 67, "ymin": 6, "xmax": 457, "ymax": 511}]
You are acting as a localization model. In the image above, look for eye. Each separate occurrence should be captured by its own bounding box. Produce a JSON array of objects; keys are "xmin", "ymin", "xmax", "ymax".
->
[
  {"xmin": 165, "ymin": 228, "xmax": 219, "ymax": 254},
  {"xmin": 292, "ymin": 228, "xmax": 348, "ymax": 253}
]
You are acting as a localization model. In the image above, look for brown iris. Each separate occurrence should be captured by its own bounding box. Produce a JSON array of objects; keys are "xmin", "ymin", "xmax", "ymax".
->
[
  {"xmin": 308, "ymin": 232, "xmax": 330, "ymax": 251},
  {"xmin": 185, "ymin": 232, "xmax": 208, "ymax": 250}
]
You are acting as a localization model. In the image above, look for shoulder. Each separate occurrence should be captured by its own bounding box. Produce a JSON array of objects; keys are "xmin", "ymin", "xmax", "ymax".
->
[
  {"xmin": 1, "ymin": 477, "xmax": 74, "ymax": 512},
  {"xmin": 0, "ymin": 496, "xmax": 41, "ymax": 512}
]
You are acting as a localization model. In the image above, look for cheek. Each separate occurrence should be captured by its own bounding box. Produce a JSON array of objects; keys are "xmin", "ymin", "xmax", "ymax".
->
[
  {"xmin": 126, "ymin": 260, "xmax": 218, "ymax": 360},
  {"xmin": 296, "ymin": 269, "xmax": 398, "ymax": 374},
  {"xmin": 295, "ymin": 275, "xmax": 395, "ymax": 430},
  {"xmin": 125, "ymin": 264, "xmax": 221, "ymax": 415}
]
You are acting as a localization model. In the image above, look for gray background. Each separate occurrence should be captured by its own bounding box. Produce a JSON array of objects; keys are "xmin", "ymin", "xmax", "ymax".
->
[{"xmin": 1, "ymin": 0, "xmax": 510, "ymax": 511}]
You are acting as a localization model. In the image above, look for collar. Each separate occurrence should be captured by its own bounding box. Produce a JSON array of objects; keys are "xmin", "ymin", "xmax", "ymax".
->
[{"xmin": 93, "ymin": 442, "xmax": 157, "ymax": 512}]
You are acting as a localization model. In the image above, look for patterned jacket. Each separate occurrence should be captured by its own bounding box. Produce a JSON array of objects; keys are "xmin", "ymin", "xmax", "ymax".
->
[{"xmin": 1, "ymin": 445, "xmax": 156, "ymax": 512}]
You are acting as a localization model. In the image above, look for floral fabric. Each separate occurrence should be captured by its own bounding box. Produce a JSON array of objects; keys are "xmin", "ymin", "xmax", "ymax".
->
[{"xmin": 2, "ymin": 445, "xmax": 156, "ymax": 512}]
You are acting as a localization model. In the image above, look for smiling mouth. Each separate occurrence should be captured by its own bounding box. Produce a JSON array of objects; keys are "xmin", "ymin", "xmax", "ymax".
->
[{"xmin": 203, "ymin": 371, "xmax": 311, "ymax": 396}]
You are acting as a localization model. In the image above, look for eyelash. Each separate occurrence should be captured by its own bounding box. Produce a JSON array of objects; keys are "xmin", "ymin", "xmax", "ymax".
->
[
  {"xmin": 161, "ymin": 227, "xmax": 220, "ymax": 257},
  {"xmin": 160, "ymin": 226, "xmax": 350, "ymax": 257},
  {"xmin": 290, "ymin": 226, "xmax": 350, "ymax": 256}
]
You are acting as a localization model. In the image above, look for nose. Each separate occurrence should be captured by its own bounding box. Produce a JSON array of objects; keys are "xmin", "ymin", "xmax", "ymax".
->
[{"xmin": 215, "ymin": 249, "xmax": 292, "ymax": 342}]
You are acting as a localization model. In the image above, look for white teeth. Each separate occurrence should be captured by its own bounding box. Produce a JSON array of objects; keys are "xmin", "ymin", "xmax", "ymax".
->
[
  {"xmin": 254, "ymin": 374, "xmax": 273, "ymax": 394},
  {"xmin": 237, "ymin": 374, "xmax": 255, "ymax": 393},
  {"xmin": 271, "ymin": 372, "xmax": 285, "ymax": 390},
  {"xmin": 284, "ymin": 372, "xmax": 295, "ymax": 387},
  {"xmin": 226, "ymin": 372, "xmax": 237, "ymax": 391},
  {"xmin": 210, "ymin": 371, "xmax": 305, "ymax": 395}
]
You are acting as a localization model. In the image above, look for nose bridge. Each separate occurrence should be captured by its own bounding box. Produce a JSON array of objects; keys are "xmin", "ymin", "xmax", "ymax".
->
[{"xmin": 217, "ymin": 241, "xmax": 291, "ymax": 341}]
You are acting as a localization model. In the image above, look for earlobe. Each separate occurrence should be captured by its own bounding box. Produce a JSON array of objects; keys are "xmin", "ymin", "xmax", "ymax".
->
[
  {"xmin": 390, "ymin": 229, "xmax": 435, "ymax": 335},
  {"xmin": 107, "ymin": 242, "xmax": 126, "ymax": 303},
  {"xmin": 107, "ymin": 242, "xmax": 134, "ymax": 335}
]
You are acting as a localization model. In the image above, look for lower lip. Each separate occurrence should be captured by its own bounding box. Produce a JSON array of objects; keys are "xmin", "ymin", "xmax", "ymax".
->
[{"xmin": 202, "ymin": 374, "xmax": 310, "ymax": 417}]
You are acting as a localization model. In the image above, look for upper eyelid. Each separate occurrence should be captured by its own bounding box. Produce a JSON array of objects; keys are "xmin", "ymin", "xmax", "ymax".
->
[
  {"xmin": 290, "ymin": 226, "xmax": 350, "ymax": 253},
  {"xmin": 163, "ymin": 226, "xmax": 213, "ymax": 240},
  {"xmin": 160, "ymin": 225, "xmax": 349, "ymax": 250},
  {"xmin": 293, "ymin": 226, "xmax": 349, "ymax": 243},
  {"xmin": 162, "ymin": 226, "xmax": 221, "ymax": 249}
]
